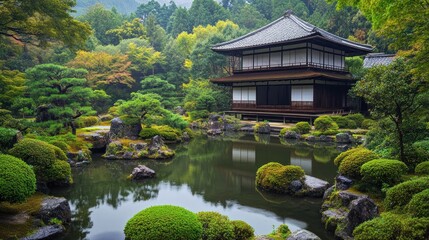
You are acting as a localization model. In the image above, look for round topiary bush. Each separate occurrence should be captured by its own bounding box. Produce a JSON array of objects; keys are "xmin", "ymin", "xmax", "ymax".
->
[
  {"xmin": 338, "ymin": 148, "xmax": 378, "ymax": 179},
  {"xmin": 360, "ymin": 159, "xmax": 408, "ymax": 187},
  {"xmin": 314, "ymin": 116, "xmax": 339, "ymax": 132},
  {"xmin": 0, "ymin": 154, "xmax": 36, "ymax": 203},
  {"xmin": 353, "ymin": 213, "xmax": 401, "ymax": 240},
  {"xmin": 406, "ymin": 189, "xmax": 429, "ymax": 218},
  {"xmin": 415, "ymin": 161, "xmax": 429, "ymax": 175},
  {"xmin": 334, "ymin": 147, "xmax": 363, "ymax": 166},
  {"xmin": 197, "ymin": 211, "xmax": 234, "ymax": 240},
  {"xmin": 384, "ymin": 177, "xmax": 429, "ymax": 210},
  {"xmin": 45, "ymin": 160, "xmax": 72, "ymax": 185},
  {"xmin": 293, "ymin": 122, "xmax": 311, "ymax": 134},
  {"xmin": 231, "ymin": 220, "xmax": 254, "ymax": 240},
  {"xmin": 255, "ymin": 162, "xmax": 305, "ymax": 193},
  {"xmin": 331, "ymin": 116, "xmax": 357, "ymax": 129},
  {"xmin": 0, "ymin": 127, "xmax": 18, "ymax": 151},
  {"xmin": 124, "ymin": 205, "xmax": 202, "ymax": 240}
]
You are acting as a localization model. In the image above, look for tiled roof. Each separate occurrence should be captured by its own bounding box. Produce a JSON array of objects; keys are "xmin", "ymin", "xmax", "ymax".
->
[
  {"xmin": 212, "ymin": 10, "xmax": 373, "ymax": 54},
  {"xmin": 363, "ymin": 53, "xmax": 396, "ymax": 68}
]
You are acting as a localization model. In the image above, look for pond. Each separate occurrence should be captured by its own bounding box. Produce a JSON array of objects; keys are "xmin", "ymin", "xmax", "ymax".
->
[{"xmin": 52, "ymin": 133, "xmax": 340, "ymax": 240}]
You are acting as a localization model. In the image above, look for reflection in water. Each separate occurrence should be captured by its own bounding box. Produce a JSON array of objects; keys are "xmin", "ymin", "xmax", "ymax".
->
[{"xmin": 51, "ymin": 134, "xmax": 340, "ymax": 240}]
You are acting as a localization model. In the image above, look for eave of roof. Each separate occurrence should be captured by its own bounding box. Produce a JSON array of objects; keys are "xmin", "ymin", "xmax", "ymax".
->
[
  {"xmin": 211, "ymin": 69, "xmax": 353, "ymax": 84},
  {"xmin": 212, "ymin": 10, "xmax": 373, "ymax": 55}
]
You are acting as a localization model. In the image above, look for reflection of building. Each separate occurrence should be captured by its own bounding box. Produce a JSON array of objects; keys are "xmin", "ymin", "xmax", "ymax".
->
[
  {"xmin": 211, "ymin": 10, "xmax": 373, "ymax": 119},
  {"xmin": 290, "ymin": 152, "xmax": 312, "ymax": 175},
  {"xmin": 232, "ymin": 143, "xmax": 256, "ymax": 163}
]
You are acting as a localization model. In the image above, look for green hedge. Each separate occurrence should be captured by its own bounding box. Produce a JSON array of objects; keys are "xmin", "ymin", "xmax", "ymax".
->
[
  {"xmin": 140, "ymin": 126, "xmax": 181, "ymax": 141},
  {"xmin": 293, "ymin": 122, "xmax": 311, "ymax": 134},
  {"xmin": 345, "ymin": 113, "xmax": 365, "ymax": 128},
  {"xmin": 139, "ymin": 128, "xmax": 160, "ymax": 139},
  {"xmin": 338, "ymin": 148, "xmax": 378, "ymax": 179},
  {"xmin": 0, "ymin": 127, "xmax": 18, "ymax": 152},
  {"xmin": 45, "ymin": 160, "xmax": 72, "ymax": 184},
  {"xmin": 0, "ymin": 154, "xmax": 36, "ymax": 203},
  {"xmin": 415, "ymin": 161, "xmax": 429, "ymax": 175},
  {"xmin": 360, "ymin": 159, "xmax": 408, "ymax": 187},
  {"xmin": 124, "ymin": 205, "xmax": 202, "ymax": 240},
  {"xmin": 255, "ymin": 162, "xmax": 305, "ymax": 193},
  {"xmin": 353, "ymin": 213, "xmax": 401, "ymax": 240},
  {"xmin": 231, "ymin": 220, "xmax": 254, "ymax": 240},
  {"xmin": 384, "ymin": 177, "xmax": 429, "ymax": 210},
  {"xmin": 406, "ymin": 189, "xmax": 429, "ymax": 218},
  {"xmin": 314, "ymin": 116, "xmax": 339, "ymax": 132},
  {"xmin": 331, "ymin": 116, "xmax": 357, "ymax": 129},
  {"xmin": 334, "ymin": 147, "xmax": 363, "ymax": 166},
  {"xmin": 197, "ymin": 212, "xmax": 234, "ymax": 240}
]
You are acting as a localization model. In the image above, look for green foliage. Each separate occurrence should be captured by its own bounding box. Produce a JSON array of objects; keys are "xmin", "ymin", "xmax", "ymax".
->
[
  {"xmin": 231, "ymin": 220, "xmax": 254, "ymax": 240},
  {"xmin": 406, "ymin": 189, "xmax": 429, "ymax": 218},
  {"xmin": 268, "ymin": 224, "xmax": 291, "ymax": 240},
  {"xmin": 139, "ymin": 128, "xmax": 160, "ymax": 139},
  {"xmin": 0, "ymin": 154, "xmax": 36, "ymax": 203},
  {"xmin": 338, "ymin": 148, "xmax": 378, "ymax": 179},
  {"xmin": 9, "ymin": 138, "xmax": 71, "ymax": 184},
  {"xmin": 345, "ymin": 113, "xmax": 365, "ymax": 128},
  {"xmin": 255, "ymin": 162, "xmax": 305, "ymax": 193},
  {"xmin": 279, "ymin": 128, "xmax": 289, "ymax": 137},
  {"xmin": 0, "ymin": 127, "xmax": 18, "ymax": 152},
  {"xmin": 331, "ymin": 115, "xmax": 357, "ymax": 129},
  {"xmin": 139, "ymin": 76, "xmax": 177, "ymax": 109},
  {"xmin": 360, "ymin": 159, "xmax": 408, "ymax": 188},
  {"xmin": 75, "ymin": 116, "xmax": 100, "ymax": 128},
  {"xmin": 384, "ymin": 177, "xmax": 429, "ymax": 210},
  {"xmin": 0, "ymin": 70, "xmax": 25, "ymax": 109},
  {"xmin": 197, "ymin": 211, "xmax": 234, "ymax": 240},
  {"xmin": 361, "ymin": 119, "xmax": 376, "ymax": 129},
  {"xmin": 124, "ymin": 205, "xmax": 202, "ymax": 240},
  {"xmin": 314, "ymin": 116, "xmax": 339, "ymax": 133},
  {"xmin": 253, "ymin": 121, "xmax": 269, "ymax": 133},
  {"xmin": 415, "ymin": 161, "xmax": 429, "ymax": 175},
  {"xmin": 140, "ymin": 125, "xmax": 182, "ymax": 141},
  {"xmin": 189, "ymin": 110, "xmax": 210, "ymax": 121},
  {"xmin": 293, "ymin": 121, "xmax": 311, "ymax": 134},
  {"xmin": 334, "ymin": 147, "xmax": 363, "ymax": 166},
  {"xmin": 353, "ymin": 213, "xmax": 401, "ymax": 240}
]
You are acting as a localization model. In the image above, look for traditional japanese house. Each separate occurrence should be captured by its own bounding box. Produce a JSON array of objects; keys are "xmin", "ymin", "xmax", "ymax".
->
[{"xmin": 211, "ymin": 10, "xmax": 373, "ymax": 120}]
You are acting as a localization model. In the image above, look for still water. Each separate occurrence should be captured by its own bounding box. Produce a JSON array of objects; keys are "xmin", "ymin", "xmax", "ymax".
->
[{"xmin": 52, "ymin": 133, "xmax": 340, "ymax": 240}]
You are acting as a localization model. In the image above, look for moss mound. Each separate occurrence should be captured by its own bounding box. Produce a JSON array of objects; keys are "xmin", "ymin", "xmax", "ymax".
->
[
  {"xmin": 268, "ymin": 224, "xmax": 291, "ymax": 239},
  {"xmin": 334, "ymin": 147, "xmax": 363, "ymax": 166},
  {"xmin": 415, "ymin": 161, "xmax": 429, "ymax": 175},
  {"xmin": 0, "ymin": 127, "xmax": 18, "ymax": 151},
  {"xmin": 360, "ymin": 159, "xmax": 408, "ymax": 187},
  {"xmin": 353, "ymin": 213, "xmax": 401, "ymax": 240},
  {"xmin": 314, "ymin": 115, "xmax": 339, "ymax": 133},
  {"xmin": 384, "ymin": 177, "xmax": 429, "ymax": 210},
  {"xmin": 406, "ymin": 189, "xmax": 429, "ymax": 218},
  {"xmin": 231, "ymin": 220, "xmax": 254, "ymax": 240},
  {"xmin": 0, "ymin": 154, "xmax": 36, "ymax": 203},
  {"xmin": 338, "ymin": 148, "xmax": 378, "ymax": 180},
  {"xmin": 124, "ymin": 205, "xmax": 202, "ymax": 240},
  {"xmin": 256, "ymin": 162, "xmax": 305, "ymax": 193},
  {"xmin": 197, "ymin": 212, "xmax": 234, "ymax": 240},
  {"xmin": 293, "ymin": 121, "xmax": 311, "ymax": 134}
]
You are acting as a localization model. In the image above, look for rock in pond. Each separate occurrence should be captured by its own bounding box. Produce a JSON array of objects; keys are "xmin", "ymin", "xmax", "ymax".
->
[
  {"xmin": 284, "ymin": 131, "xmax": 301, "ymax": 140},
  {"xmin": 286, "ymin": 229, "xmax": 321, "ymax": 240},
  {"xmin": 336, "ymin": 175, "xmax": 353, "ymax": 190},
  {"xmin": 21, "ymin": 225, "xmax": 65, "ymax": 240},
  {"xmin": 37, "ymin": 197, "xmax": 71, "ymax": 224},
  {"xmin": 336, "ymin": 132, "xmax": 353, "ymax": 144},
  {"xmin": 147, "ymin": 135, "xmax": 175, "ymax": 159},
  {"xmin": 109, "ymin": 117, "xmax": 141, "ymax": 140},
  {"xmin": 78, "ymin": 131, "xmax": 108, "ymax": 150},
  {"xmin": 297, "ymin": 175, "xmax": 330, "ymax": 197},
  {"xmin": 130, "ymin": 165, "xmax": 156, "ymax": 180},
  {"xmin": 254, "ymin": 122, "xmax": 271, "ymax": 134}
]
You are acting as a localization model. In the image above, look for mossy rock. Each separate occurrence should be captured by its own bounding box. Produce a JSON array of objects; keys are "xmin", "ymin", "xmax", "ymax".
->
[
  {"xmin": 124, "ymin": 205, "xmax": 202, "ymax": 240},
  {"xmin": 255, "ymin": 162, "xmax": 305, "ymax": 193}
]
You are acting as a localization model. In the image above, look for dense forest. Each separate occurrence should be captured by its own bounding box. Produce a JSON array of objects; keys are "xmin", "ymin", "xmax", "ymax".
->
[{"xmin": 0, "ymin": 0, "xmax": 429, "ymax": 239}]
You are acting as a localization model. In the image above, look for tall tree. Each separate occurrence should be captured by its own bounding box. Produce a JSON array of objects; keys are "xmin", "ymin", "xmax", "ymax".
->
[
  {"xmin": 167, "ymin": 7, "xmax": 192, "ymax": 36},
  {"xmin": 0, "ymin": 70, "xmax": 25, "ymax": 109},
  {"xmin": 26, "ymin": 64, "xmax": 95, "ymax": 135},
  {"xmin": 189, "ymin": 0, "xmax": 230, "ymax": 27},
  {"xmin": 105, "ymin": 18, "xmax": 146, "ymax": 45},
  {"xmin": 0, "ymin": 0, "xmax": 91, "ymax": 48}
]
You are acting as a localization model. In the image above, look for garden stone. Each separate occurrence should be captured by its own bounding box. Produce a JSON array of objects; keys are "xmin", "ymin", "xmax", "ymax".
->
[
  {"xmin": 289, "ymin": 180, "xmax": 303, "ymax": 192},
  {"xmin": 336, "ymin": 175, "xmax": 353, "ymax": 190},
  {"xmin": 109, "ymin": 117, "xmax": 141, "ymax": 140},
  {"xmin": 122, "ymin": 151, "xmax": 134, "ymax": 159},
  {"xmin": 147, "ymin": 135, "xmax": 175, "ymax": 159},
  {"xmin": 306, "ymin": 135, "xmax": 317, "ymax": 142},
  {"xmin": 300, "ymin": 175, "xmax": 329, "ymax": 197},
  {"xmin": 240, "ymin": 125, "xmax": 254, "ymax": 132},
  {"xmin": 21, "ymin": 225, "xmax": 65, "ymax": 240},
  {"xmin": 346, "ymin": 197, "xmax": 379, "ymax": 234},
  {"xmin": 79, "ymin": 132, "xmax": 108, "ymax": 149},
  {"xmin": 255, "ymin": 122, "xmax": 271, "ymax": 134},
  {"xmin": 336, "ymin": 144, "xmax": 350, "ymax": 152},
  {"xmin": 38, "ymin": 197, "xmax": 71, "ymax": 224},
  {"xmin": 323, "ymin": 185, "xmax": 335, "ymax": 201},
  {"xmin": 284, "ymin": 131, "xmax": 300, "ymax": 139},
  {"xmin": 130, "ymin": 165, "xmax": 156, "ymax": 180},
  {"xmin": 182, "ymin": 132, "xmax": 191, "ymax": 141},
  {"xmin": 336, "ymin": 133, "xmax": 353, "ymax": 144},
  {"xmin": 130, "ymin": 142, "xmax": 147, "ymax": 151},
  {"xmin": 287, "ymin": 229, "xmax": 321, "ymax": 240},
  {"xmin": 319, "ymin": 135, "xmax": 333, "ymax": 142}
]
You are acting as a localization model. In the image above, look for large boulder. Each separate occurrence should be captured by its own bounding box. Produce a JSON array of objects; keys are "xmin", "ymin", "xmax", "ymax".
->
[
  {"xmin": 254, "ymin": 122, "xmax": 271, "ymax": 134},
  {"xmin": 103, "ymin": 141, "xmax": 148, "ymax": 160},
  {"xmin": 37, "ymin": 197, "xmax": 71, "ymax": 224},
  {"xmin": 109, "ymin": 117, "xmax": 141, "ymax": 140},
  {"xmin": 21, "ymin": 225, "xmax": 65, "ymax": 240},
  {"xmin": 298, "ymin": 175, "xmax": 330, "ymax": 197},
  {"xmin": 147, "ymin": 135, "xmax": 175, "ymax": 159},
  {"xmin": 207, "ymin": 114, "xmax": 223, "ymax": 136},
  {"xmin": 79, "ymin": 131, "xmax": 108, "ymax": 149},
  {"xmin": 321, "ymin": 189, "xmax": 379, "ymax": 239},
  {"xmin": 284, "ymin": 131, "xmax": 301, "ymax": 140},
  {"xmin": 130, "ymin": 165, "xmax": 156, "ymax": 180},
  {"xmin": 336, "ymin": 133, "xmax": 353, "ymax": 144},
  {"xmin": 336, "ymin": 175, "xmax": 353, "ymax": 190},
  {"xmin": 286, "ymin": 229, "xmax": 321, "ymax": 240}
]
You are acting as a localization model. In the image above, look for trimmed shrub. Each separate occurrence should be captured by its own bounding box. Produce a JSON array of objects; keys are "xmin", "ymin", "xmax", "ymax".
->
[
  {"xmin": 75, "ymin": 116, "xmax": 99, "ymax": 128},
  {"xmin": 189, "ymin": 110, "xmax": 210, "ymax": 120},
  {"xmin": 361, "ymin": 119, "xmax": 376, "ymax": 129},
  {"xmin": 0, "ymin": 154, "xmax": 36, "ymax": 203},
  {"xmin": 139, "ymin": 128, "xmax": 160, "ymax": 139},
  {"xmin": 399, "ymin": 216, "xmax": 429, "ymax": 240},
  {"xmin": 279, "ymin": 128, "xmax": 289, "ymax": 137},
  {"xmin": 124, "ymin": 205, "xmax": 202, "ymax": 240},
  {"xmin": 406, "ymin": 189, "xmax": 429, "ymax": 218},
  {"xmin": 197, "ymin": 212, "xmax": 234, "ymax": 240},
  {"xmin": 268, "ymin": 224, "xmax": 291, "ymax": 239},
  {"xmin": 45, "ymin": 160, "xmax": 72, "ymax": 184},
  {"xmin": 345, "ymin": 113, "xmax": 365, "ymax": 128},
  {"xmin": 331, "ymin": 116, "xmax": 357, "ymax": 129},
  {"xmin": 360, "ymin": 159, "xmax": 408, "ymax": 187},
  {"xmin": 0, "ymin": 127, "xmax": 18, "ymax": 151},
  {"xmin": 353, "ymin": 213, "xmax": 401, "ymax": 240},
  {"xmin": 415, "ymin": 161, "xmax": 429, "ymax": 175},
  {"xmin": 293, "ymin": 121, "xmax": 311, "ymax": 134},
  {"xmin": 48, "ymin": 140, "xmax": 70, "ymax": 153},
  {"xmin": 256, "ymin": 162, "xmax": 305, "ymax": 193},
  {"xmin": 154, "ymin": 125, "xmax": 181, "ymax": 141},
  {"xmin": 384, "ymin": 177, "xmax": 429, "ymax": 210},
  {"xmin": 231, "ymin": 220, "xmax": 254, "ymax": 240},
  {"xmin": 338, "ymin": 148, "xmax": 378, "ymax": 179},
  {"xmin": 334, "ymin": 147, "xmax": 363, "ymax": 166},
  {"xmin": 314, "ymin": 116, "xmax": 339, "ymax": 132}
]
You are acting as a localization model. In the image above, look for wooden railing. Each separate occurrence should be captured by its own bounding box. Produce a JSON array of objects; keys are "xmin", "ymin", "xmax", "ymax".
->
[
  {"xmin": 232, "ymin": 101, "xmax": 314, "ymax": 110},
  {"xmin": 233, "ymin": 62, "xmax": 347, "ymax": 73}
]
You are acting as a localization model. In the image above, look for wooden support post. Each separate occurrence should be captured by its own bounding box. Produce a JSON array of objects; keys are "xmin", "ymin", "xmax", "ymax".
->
[{"xmin": 283, "ymin": 116, "xmax": 285, "ymax": 124}]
